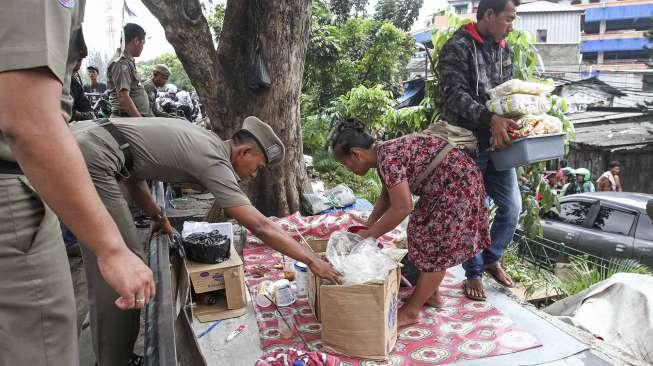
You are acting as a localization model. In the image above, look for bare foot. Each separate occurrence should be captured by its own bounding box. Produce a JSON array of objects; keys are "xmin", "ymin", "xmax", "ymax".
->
[
  {"xmin": 462, "ymin": 279, "xmax": 486, "ymax": 301},
  {"xmin": 397, "ymin": 307, "xmax": 420, "ymax": 328},
  {"xmin": 426, "ymin": 292, "xmax": 443, "ymax": 309},
  {"xmin": 485, "ymin": 263, "xmax": 515, "ymax": 288}
]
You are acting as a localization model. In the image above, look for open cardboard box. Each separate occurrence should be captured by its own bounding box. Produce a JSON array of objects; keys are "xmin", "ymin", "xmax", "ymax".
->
[
  {"xmin": 184, "ymin": 222, "xmax": 248, "ymax": 322},
  {"xmin": 303, "ymin": 238, "xmax": 400, "ymax": 360}
]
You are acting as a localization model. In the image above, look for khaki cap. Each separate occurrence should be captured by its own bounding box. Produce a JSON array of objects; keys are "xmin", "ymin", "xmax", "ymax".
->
[
  {"xmin": 153, "ymin": 64, "xmax": 171, "ymax": 77},
  {"xmin": 239, "ymin": 116, "xmax": 285, "ymax": 165}
]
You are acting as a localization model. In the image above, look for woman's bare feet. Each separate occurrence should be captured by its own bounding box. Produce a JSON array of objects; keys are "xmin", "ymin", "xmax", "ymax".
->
[
  {"xmin": 426, "ymin": 292, "xmax": 443, "ymax": 308},
  {"xmin": 397, "ymin": 306, "xmax": 420, "ymax": 328},
  {"xmin": 462, "ymin": 279, "xmax": 486, "ymax": 301}
]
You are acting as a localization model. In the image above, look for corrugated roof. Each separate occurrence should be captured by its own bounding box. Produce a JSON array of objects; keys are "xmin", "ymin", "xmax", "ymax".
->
[
  {"xmin": 517, "ymin": 1, "xmax": 584, "ymax": 13},
  {"xmin": 572, "ymin": 121, "xmax": 653, "ymax": 148}
]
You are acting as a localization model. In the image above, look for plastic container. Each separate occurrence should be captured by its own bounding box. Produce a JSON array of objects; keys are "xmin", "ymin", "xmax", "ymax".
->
[
  {"xmin": 490, "ymin": 133, "xmax": 565, "ymax": 171},
  {"xmin": 277, "ymin": 307, "xmax": 296, "ymax": 340},
  {"xmin": 255, "ymin": 280, "xmax": 272, "ymax": 308},
  {"xmin": 273, "ymin": 279, "xmax": 296, "ymax": 307},
  {"xmin": 294, "ymin": 262, "xmax": 308, "ymax": 297}
]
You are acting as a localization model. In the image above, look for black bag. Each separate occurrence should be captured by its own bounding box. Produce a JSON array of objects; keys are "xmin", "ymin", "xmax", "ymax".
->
[
  {"xmin": 182, "ymin": 229, "xmax": 231, "ymax": 264},
  {"xmin": 247, "ymin": 0, "xmax": 271, "ymax": 91},
  {"xmin": 248, "ymin": 39, "xmax": 271, "ymax": 91}
]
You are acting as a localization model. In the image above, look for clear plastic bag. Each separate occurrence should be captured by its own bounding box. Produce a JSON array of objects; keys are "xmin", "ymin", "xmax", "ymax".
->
[
  {"xmin": 486, "ymin": 94, "xmax": 552, "ymax": 116},
  {"xmin": 326, "ymin": 232, "xmax": 397, "ymax": 285},
  {"xmin": 489, "ymin": 79, "xmax": 555, "ymax": 98}
]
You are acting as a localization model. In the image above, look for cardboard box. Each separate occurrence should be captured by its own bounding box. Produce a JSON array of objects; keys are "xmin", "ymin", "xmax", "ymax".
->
[
  {"xmin": 306, "ymin": 238, "xmax": 328, "ymax": 254},
  {"xmin": 192, "ymin": 292, "xmax": 248, "ymax": 322},
  {"xmin": 187, "ymin": 244, "xmax": 246, "ymax": 302},
  {"xmin": 184, "ymin": 222, "xmax": 247, "ymax": 322},
  {"xmin": 304, "ymin": 239, "xmax": 400, "ymax": 360}
]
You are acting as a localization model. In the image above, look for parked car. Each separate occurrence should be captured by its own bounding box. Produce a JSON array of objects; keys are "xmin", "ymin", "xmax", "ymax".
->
[{"xmin": 541, "ymin": 192, "xmax": 653, "ymax": 267}]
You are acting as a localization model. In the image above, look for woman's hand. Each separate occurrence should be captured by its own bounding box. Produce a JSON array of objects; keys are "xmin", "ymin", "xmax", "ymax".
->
[{"xmin": 357, "ymin": 229, "xmax": 376, "ymax": 240}]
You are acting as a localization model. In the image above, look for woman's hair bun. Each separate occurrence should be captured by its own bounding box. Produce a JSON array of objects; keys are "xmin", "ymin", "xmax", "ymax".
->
[{"xmin": 333, "ymin": 118, "xmax": 366, "ymax": 134}]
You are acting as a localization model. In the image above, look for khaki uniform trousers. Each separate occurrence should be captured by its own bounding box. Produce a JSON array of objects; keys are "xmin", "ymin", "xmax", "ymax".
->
[
  {"xmin": 0, "ymin": 175, "xmax": 78, "ymax": 366},
  {"xmin": 72, "ymin": 122, "xmax": 144, "ymax": 366}
]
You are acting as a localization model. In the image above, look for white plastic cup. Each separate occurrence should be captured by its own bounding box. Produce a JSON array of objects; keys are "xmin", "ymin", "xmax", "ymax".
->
[
  {"xmin": 294, "ymin": 262, "xmax": 308, "ymax": 297},
  {"xmin": 273, "ymin": 279, "xmax": 296, "ymax": 307},
  {"xmin": 255, "ymin": 280, "xmax": 272, "ymax": 308}
]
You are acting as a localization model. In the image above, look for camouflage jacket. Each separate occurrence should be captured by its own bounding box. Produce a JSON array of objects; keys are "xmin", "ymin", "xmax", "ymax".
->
[{"xmin": 438, "ymin": 23, "xmax": 514, "ymax": 136}]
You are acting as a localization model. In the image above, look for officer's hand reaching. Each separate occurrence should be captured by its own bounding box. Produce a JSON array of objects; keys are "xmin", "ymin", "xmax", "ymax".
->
[
  {"xmin": 96, "ymin": 247, "xmax": 156, "ymax": 310},
  {"xmin": 308, "ymin": 257, "xmax": 342, "ymax": 285},
  {"xmin": 148, "ymin": 214, "xmax": 174, "ymax": 242}
]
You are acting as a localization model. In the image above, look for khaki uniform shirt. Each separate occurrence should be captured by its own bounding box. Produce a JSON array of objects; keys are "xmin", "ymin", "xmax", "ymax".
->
[
  {"xmin": 0, "ymin": 0, "xmax": 86, "ymax": 162},
  {"xmin": 107, "ymin": 51, "xmax": 152, "ymax": 117},
  {"xmin": 71, "ymin": 118, "xmax": 251, "ymax": 209},
  {"xmin": 143, "ymin": 79, "xmax": 175, "ymax": 118}
]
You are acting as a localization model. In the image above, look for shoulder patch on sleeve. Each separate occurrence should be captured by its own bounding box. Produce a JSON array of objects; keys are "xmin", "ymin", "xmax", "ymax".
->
[{"xmin": 57, "ymin": 0, "xmax": 76, "ymax": 8}]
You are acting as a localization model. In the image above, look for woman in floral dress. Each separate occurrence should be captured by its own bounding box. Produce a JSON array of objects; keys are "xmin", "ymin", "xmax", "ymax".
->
[{"xmin": 329, "ymin": 119, "xmax": 490, "ymax": 327}]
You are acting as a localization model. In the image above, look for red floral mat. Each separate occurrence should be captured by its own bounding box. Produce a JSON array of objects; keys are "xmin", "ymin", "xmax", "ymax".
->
[{"xmin": 244, "ymin": 212, "xmax": 541, "ymax": 365}]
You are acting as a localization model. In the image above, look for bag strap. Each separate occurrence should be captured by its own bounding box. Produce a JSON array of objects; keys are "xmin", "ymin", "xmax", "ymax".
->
[
  {"xmin": 411, "ymin": 144, "xmax": 454, "ymax": 191},
  {"xmin": 94, "ymin": 118, "xmax": 134, "ymax": 176}
]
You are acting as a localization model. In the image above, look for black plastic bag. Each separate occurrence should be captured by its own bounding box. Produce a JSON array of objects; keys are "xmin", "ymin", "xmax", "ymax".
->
[{"xmin": 182, "ymin": 229, "xmax": 231, "ymax": 264}]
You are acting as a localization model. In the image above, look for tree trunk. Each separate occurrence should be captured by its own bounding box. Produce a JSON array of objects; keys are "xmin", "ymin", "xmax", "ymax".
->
[{"xmin": 141, "ymin": 0, "xmax": 311, "ymax": 216}]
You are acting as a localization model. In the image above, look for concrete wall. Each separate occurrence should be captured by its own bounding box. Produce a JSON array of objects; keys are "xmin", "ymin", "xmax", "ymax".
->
[
  {"xmin": 567, "ymin": 144, "xmax": 653, "ymax": 194},
  {"xmin": 535, "ymin": 44, "xmax": 581, "ymax": 72}
]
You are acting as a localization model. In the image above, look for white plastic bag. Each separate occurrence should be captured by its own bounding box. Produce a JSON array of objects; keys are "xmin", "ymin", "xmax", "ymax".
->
[
  {"xmin": 325, "ymin": 184, "xmax": 356, "ymax": 208},
  {"xmin": 489, "ymin": 79, "xmax": 555, "ymax": 98},
  {"xmin": 326, "ymin": 232, "xmax": 396, "ymax": 285},
  {"xmin": 486, "ymin": 94, "xmax": 551, "ymax": 116}
]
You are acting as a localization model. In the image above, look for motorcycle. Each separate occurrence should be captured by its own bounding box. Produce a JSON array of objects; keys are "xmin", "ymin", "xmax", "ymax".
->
[{"xmin": 92, "ymin": 92, "xmax": 111, "ymax": 119}]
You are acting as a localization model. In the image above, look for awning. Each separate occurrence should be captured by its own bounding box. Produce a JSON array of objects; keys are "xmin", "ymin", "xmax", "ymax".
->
[
  {"xmin": 581, "ymin": 37, "xmax": 653, "ymax": 52},
  {"xmin": 414, "ymin": 30, "xmax": 433, "ymax": 44},
  {"xmin": 585, "ymin": 3, "xmax": 653, "ymax": 22}
]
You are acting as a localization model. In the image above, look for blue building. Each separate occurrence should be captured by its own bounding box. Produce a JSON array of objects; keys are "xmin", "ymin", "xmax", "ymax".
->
[{"xmin": 575, "ymin": 0, "xmax": 653, "ymax": 65}]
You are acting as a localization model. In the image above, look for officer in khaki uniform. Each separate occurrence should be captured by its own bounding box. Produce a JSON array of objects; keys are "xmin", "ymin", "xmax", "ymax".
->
[
  {"xmin": 107, "ymin": 23, "xmax": 152, "ymax": 117},
  {"xmin": 143, "ymin": 64, "xmax": 177, "ymax": 118},
  {"xmin": 70, "ymin": 116, "xmax": 341, "ymax": 365},
  {"xmin": 0, "ymin": 1, "xmax": 155, "ymax": 366}
]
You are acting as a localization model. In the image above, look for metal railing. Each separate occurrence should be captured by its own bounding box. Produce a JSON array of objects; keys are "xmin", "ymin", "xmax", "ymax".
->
[{"xmin": 511, "ymin": 229, "xmax": 621, "ymax": 273}]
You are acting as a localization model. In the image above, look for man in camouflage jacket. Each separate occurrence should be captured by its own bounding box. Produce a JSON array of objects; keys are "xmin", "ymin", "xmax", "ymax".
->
[{"xmin": 438, "ymin": 0, "xmax": 521, "ymax": 301}]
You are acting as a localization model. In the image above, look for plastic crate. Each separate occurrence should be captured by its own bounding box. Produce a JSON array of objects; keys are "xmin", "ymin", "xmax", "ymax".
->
[{"xmin": 490, "ymin": 133, "xmax": 564, "ymax": 171}]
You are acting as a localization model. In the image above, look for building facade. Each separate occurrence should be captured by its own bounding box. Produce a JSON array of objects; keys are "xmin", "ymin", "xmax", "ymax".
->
[
  {"xmin": 514, "ymin": 1, "xmax": 584, "ymax": 73},
  {"xmin": 571, "ymin": 0, "xmax": 653, "ymax": 67}
]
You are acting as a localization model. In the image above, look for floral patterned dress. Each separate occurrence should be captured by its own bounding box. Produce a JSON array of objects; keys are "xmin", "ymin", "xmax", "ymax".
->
[{"xmin": 377, "ymin": 134, "xmax": 490, "ymax": 272}]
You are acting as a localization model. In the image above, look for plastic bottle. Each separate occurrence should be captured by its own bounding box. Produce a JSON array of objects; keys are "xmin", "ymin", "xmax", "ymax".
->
[{"xmin": 293, "ymin": 262, "xmax": 308, "ymax": 297}]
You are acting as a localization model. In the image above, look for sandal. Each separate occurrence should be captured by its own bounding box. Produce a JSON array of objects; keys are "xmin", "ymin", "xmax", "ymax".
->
[
  {"xmin": 485, "ymin": 264, "xmax": 515, "ymax": 288},
  {"xmin": 462, "ymin": 279, "xmax": 486, "ymax": 301}
]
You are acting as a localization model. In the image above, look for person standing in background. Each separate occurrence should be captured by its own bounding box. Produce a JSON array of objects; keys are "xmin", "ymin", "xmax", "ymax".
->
[
  {"xmin": 83, "ymin": 65, "xmax": 107, "ymax": 94},
  {"xmin": 107, "ymin": 23, "xmax": 152, "ymax": 117},
  {"xmin": 597, "ymin": 161, "xmax": 623, "ymax": 192}
]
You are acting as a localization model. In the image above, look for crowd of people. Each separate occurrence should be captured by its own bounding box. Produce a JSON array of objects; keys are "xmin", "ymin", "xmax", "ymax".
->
[
  {"xmin": 531, "ymin": 159, "xmax": 624, "ymax": 201},
  {"xmin": 69, "ymin": 25, "xmax": 202, "ymax": 124}
]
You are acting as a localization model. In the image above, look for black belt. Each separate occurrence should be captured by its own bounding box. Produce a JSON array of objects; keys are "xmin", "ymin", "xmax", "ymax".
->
[
  {"xmin": 0, "ymin": 160, "xmax": 22, "ymax": 175},
  {"xmin": 94, "ymin": 118, "xmax": 134, "ymax": 176}
]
